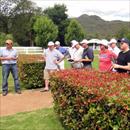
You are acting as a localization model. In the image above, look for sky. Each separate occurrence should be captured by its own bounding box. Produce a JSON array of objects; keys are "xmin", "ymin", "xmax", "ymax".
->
[{"xmin": 30, "ymin": 0, "xmax": 130, "ymax": 21}]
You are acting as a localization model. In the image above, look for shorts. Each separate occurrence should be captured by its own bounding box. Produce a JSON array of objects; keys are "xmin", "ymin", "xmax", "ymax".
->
[{"xmin": 44, "ymin": 69, "xmax": 57, "ymax": 80}]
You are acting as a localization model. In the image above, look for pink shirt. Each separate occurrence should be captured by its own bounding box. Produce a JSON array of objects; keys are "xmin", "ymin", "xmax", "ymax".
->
[{"xmin": 99, "ymin": 50, "xmax": 117, "ymax": 71}]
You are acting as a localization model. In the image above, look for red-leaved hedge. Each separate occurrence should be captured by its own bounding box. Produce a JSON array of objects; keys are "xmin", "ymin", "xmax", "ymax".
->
[{"xmin": 50, "ymin": 69, "xmax": 130, "ymax": 130}]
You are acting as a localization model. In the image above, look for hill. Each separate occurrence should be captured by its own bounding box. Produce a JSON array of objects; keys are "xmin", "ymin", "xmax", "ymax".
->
[{"xmin": 76, "ymin": 14, "xmax": 130, "ymax": 39}]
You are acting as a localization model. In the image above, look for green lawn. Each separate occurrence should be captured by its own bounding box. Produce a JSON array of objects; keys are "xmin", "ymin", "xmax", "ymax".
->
[{"xmin": 0, "ymin": 108, "xmax": 64, "ymax": 130}]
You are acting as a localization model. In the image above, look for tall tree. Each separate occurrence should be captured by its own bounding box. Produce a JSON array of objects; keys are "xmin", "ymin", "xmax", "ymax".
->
[
  {"xmin": 44, "ymin": 4, "xmax": 69, "ymax": 45},
  {"xmin": 0, "ymin": 0, "xmax": 42, "ymax": 46},
  {"xmin": 65, "ymin": 19, "xmax": 86, "ymax": 46},
  {"xmin": 0, "ymin": 0, "xmax": 18, "ymax": 33},
  {"xmin": 33, "ymin": 16, "xmax": 58, "ymax": 47}
]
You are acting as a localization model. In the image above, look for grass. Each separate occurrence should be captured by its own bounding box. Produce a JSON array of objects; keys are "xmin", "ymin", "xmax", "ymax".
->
[{"xmin": 0, "ymin": 108, "xmax": 65, "ymax": 130}]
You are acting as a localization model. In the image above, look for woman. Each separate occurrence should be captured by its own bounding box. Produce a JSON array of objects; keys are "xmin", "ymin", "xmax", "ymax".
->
[{"xmin": 99, "ymin": 39, "xmax": 117, "ymax": 72}]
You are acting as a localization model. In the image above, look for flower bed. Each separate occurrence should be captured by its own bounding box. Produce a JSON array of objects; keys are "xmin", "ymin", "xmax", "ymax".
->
[{"xmin": 50, "ymin": 69, "xmax": 130, "ymax": 130}]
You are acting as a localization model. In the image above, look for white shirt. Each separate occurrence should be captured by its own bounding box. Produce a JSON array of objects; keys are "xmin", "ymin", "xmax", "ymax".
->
[
  {"xmin": 44, "ymin": 48, "xmax": 64, "ymax": 70},
  {"xmin": 0, "ymin": 48, "xmax": 18, "ymax": 64},
  {"xmin": 73, "ymin": 47, "xmax": 84, "ymax": 60},
  {"xmin": 109, "ymin": 46, "xmax": 120, "ymax": 56},
  {"xmin": 68, "ymin": 47, "xmax": 76, "ymax": 59}
]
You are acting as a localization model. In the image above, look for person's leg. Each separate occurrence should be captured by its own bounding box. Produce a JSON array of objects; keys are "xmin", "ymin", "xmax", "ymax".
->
[
  {"xmin": 2, "ymin": 64, "xmax": 10, "ymax": 95},
  {"xmin": 10, "ymin": 64, "xmax": 21, "ymax": 93},
  {"xmin": 58, "ymin": 60, "xmax": 64, "ymax": 70},
  {"xmin": 44, "ymin": 79, "xmax": 49, "ymax": 90},
  {"xmin": 41, "ymin": 69, "xmax": 50, "ymax": 91}
]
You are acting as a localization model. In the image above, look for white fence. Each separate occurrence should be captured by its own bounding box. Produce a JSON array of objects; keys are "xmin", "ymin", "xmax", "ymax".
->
[{"xmin": 0, "ymin": 47, "xmax": 44, "ymax": 54}]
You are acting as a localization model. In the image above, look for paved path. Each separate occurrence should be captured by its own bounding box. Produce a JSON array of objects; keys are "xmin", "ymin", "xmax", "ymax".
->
[{"xmin": 0, "ymin": 90, "xmax": 53, "ymax": 117}]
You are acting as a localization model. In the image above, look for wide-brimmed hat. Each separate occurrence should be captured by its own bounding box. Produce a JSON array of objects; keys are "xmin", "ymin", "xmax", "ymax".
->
[
  {"xmin": 80, "ymin": 39, "xmax": 88, "ymax": 44},
  {"xmin": 109, "ymin": 38, "xmax": 117, "ymax": 44},
  {"xmin": 99, "ymin": 39, "xmax": 108, "ymax": 46}
]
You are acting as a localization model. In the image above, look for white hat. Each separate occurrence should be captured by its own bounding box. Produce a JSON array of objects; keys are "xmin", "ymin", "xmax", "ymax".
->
[
  {"xmin": 71, "ymin": 40, "xmax": 79, "ymax": 47},
  {"xmin": 48, "ymin": 41, "xmax": 54, "ymax": 46},
  {"xmin": 100, "ymin": 39, "xmax": 108, "ymax": 46},
  {"xmin": 109, "ymin": 38, "xmax": 117, "ymax": 44},
  {"xmin": 55, "ymin": 41, "xmax": 60, "ymax": 45},
  {"xmin": 80, "ymin": 39, "xmax": 88, "ymax": 44}
]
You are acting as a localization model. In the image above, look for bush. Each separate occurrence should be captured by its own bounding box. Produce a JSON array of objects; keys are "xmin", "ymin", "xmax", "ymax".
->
[
  {"xmin": 50, "ymin": 69, "xmax": 130, "ymax": 130},
  {"xmin": 18, "ymin": 54, "xmax": 45, "ymax": 89}
]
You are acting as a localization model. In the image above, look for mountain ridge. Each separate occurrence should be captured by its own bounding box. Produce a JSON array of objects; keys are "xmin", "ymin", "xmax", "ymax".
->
[{"xmin": 75, "ymin": 14, "xmax": 130, "ymax": 39}]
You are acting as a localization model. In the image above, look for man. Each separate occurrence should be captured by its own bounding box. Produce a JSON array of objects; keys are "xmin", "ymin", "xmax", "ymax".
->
[
  {"xmin": 80, "ymin": 39, "xmax": 94, "ymax": 68},
  {"xmin": 70, "ymin": 40, "xmax": 84, "ymax": 69},
  {"xmin": 41, "ymin": 41, "xmax": 64, "ymax": 92},
  {"xmin": 113, "ymin": 38, "xmax": 130, "ymax": 73},
  {"xmin": 55, "ymin": 41, "xmax": 67, "ymax": 69},
  {"xmin": 0, "ymin": 39, "xmax": 21, "ymax": 96},
  {"xmin": 109, "ymin": 38, "xmax": 120, "ymax": 56}
]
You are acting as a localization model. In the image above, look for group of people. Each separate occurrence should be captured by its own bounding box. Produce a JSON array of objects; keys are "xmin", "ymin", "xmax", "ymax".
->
[
  {"xmin": 0, "ymin": 38, "xmax": 130, "ymax": 95},
  {"xmin": 99, "ymin": 38, "xmax": 130, "ymax": 73}
]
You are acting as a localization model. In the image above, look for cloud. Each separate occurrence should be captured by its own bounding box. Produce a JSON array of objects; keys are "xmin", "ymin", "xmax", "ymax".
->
[{"xmin": 30, "ymin": 0, "xmax": 130, "ymax": 21}]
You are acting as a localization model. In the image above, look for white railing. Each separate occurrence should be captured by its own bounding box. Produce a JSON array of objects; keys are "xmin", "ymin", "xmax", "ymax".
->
[{"xmin": 0, "ymin": 47, "xmax": 44, "ymax": 54}]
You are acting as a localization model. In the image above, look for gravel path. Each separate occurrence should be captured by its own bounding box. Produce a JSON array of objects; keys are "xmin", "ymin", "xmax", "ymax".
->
[{"xmin": 0, "ymin": 90, "xmax": 53, "ymax": 116}]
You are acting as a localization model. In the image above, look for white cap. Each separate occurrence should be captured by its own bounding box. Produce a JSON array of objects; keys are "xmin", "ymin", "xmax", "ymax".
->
[
  {"xmin": 100, "ymin": 39, "xmax": 108, "ymax": 46},
  {"xmin": 109, "ymin": 38, "xmax": 117, "ymax": 44},
  {"xmin": 80, "ymin": 39, "xmax": 88, "ymax": 44},
  {"xmin": 71, "ymin": 40, "xmax": 79, "ymax": 47},
  {"xmin": 55, "ymin": 41, "xmax": 60, "ymax": 45},
  {"xmin": 48, "ymin": 41, "xmax": 54, "ymax": 46}
]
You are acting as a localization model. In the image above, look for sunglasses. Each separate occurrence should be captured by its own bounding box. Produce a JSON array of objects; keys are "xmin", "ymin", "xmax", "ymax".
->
[{"xmin": 6, "ymin": 43, "xmax": 12, "ymax": 45}]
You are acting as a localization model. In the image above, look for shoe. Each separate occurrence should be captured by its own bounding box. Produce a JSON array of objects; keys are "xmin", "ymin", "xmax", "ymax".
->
[
  {"xmin": 2, "ymin": 91, "xmax": 8, "ymax": 96},
  {"xmin": 16, "ymin": 90, "xmax": 21, "ymax": 94},
  {"xmin": 40, "ymin": 89, "xmax": 49, "ymax": 92}
]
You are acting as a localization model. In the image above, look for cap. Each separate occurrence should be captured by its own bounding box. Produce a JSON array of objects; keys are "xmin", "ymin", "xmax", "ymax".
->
[
  {"xmin": 109, "ymin": 38, "xmax": 117, "ymax": 44},
  {"xmin": 55, "ymin": 41, "xmax": 60, "ymax": 45},
  {"xmin": 48, "ymin": 41, "xmax": 54, "ymax": 46},
  {"xmin": 118, "ymin": 38, "xmax": 130, "ymax": 45},
  {"xmin": 5, "ymin": 39, "xmax": 13, "ymax": 45},
  {"xmin": 71, "ymin": 40, "xmax": 79, "ymax": 47},
  {"xmin": 100, "ymin": 39, "xmax": 108, "ymax": 46},
  {"xmin": 80, "ymin": 39, "xmax": 88, "ymax": 44}
]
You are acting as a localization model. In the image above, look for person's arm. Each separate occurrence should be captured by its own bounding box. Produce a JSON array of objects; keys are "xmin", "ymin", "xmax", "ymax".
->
[
  {"xmin": 113, "ymin": 51, "xmax": 130, "ymax": 70},
  {"xmin": 54, "ymin": 51, "xmax": 64, "ymax": 64},
  {"xmin": 113, "ymin": 63, "xmax": 130, "ymax": 71},
  {"xmin": 80, "ymin": 49, "xmax": 94, "ymax": 62},
  {"xmin": 0, "ymin": 56, "xmax": 14, "ymax": 60},
  {"xmin": 110, "ymin": 51, "xmax": 117, "ymax": 63}
]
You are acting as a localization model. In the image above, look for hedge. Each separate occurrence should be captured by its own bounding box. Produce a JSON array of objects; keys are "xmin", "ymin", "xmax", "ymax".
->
[
  {"xmin": 50, "ymin": 69, "xmax": 130, "ymax": 130},
  {"xmin": 18, "ymin": 54, "xmax": 45, "ymax": 89}
]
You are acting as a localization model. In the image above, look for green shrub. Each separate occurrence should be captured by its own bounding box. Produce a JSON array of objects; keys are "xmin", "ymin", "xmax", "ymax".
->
[
  {"xmin": 19, "ymin": 62, "xmax": 45, "ymax": 89},
  {"xmin": 50, "ymin": 69, "xmax": 130, "ymax": 130}
]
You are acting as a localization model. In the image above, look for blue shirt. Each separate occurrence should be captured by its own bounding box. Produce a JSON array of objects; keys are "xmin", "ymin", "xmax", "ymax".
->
[
  {"xmin": 56, "ymin": 47, "xmax": 67, "ymax": 55},
  {"xmin": 0, "ymin": 48, "xmax": 18, "ymax": 64}
]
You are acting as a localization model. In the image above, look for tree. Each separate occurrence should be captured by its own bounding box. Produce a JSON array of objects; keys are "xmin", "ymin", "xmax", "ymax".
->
[
  {"xmin": 0, "ymin": 33, "xmax": 18, "ymax": 46},
  {"xmin": 116, "ymin": 28, "xmax": 130, "ymax": 40},
  {"xmin": 0, "ymin": 0, "xmax": 42, "ymax": 46},
  {"xmin": 33, "ymin": 16, "xmax": 58, "ymax": 47},
  {"xmin": 44, "ymin": 4, "xmax": 69, "ymax": 45},
  {"xmin": 65, "ymin": 19, "xmax": 86, "ymax": 45}
]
